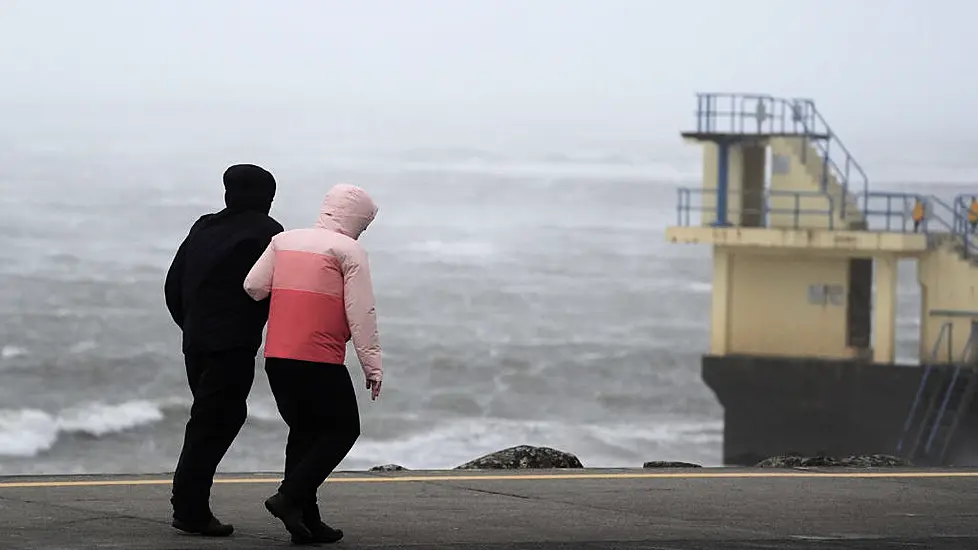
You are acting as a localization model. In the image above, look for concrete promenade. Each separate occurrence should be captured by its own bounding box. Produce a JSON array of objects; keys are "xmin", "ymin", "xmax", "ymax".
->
[{"xmin": 1, "ymin": 468, "xmax": 978, "ymax": 548}]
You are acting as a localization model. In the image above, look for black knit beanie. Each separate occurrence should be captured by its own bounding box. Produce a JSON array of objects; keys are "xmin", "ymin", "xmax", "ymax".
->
[{"xmin": 223, "ymin": 164, "xmax": 276, "ymax": 213}]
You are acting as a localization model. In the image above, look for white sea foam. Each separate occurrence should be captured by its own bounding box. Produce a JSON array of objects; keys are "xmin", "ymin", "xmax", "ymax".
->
[
  {"xmin": 685, "ymin": 281, "xmax": 712, "ymax": 294},
  {"xmin": 0, "ymin": 400, "xmax": 167, "ymax": 458},
  {"xmin": 406, "ymin": 239, "xmax": 498, "ymax": 262},
  {"xmin": 1, "ymin": 345, "xmax": 29, "ymax": 360}
]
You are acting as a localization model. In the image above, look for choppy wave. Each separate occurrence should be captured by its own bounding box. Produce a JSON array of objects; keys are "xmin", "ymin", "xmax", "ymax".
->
[
  {"xmin": 309, "ymin": 145, "xmax": 978, "ymax": 184},
  {"xmin": 0, "ymin": 400, "xmax": 172, "ymax": 458},
  {"xmin": 247, "ymin": 399, "xmax": 284, "ymax": 423},
  {"xmin": 322, "ymin": 158, "xmax": 696, "ymax": 181},
  {"xmin": 0, "ymin": 141, "xmax": 968, "ymax": 475},
  {"xmin": 405, "ymin": 239, "xmax": 498, "ymax": 263},
  {"xmin": 1, "ymin": 345, "xmax": 29, "ymax": 360},
  {"xmin": 0, "ymin": 395, "xmax": 300, "ymax": 459},
  {"xmin": 685, "ymin": 282, "xmax": 712, "ymax": 294}
]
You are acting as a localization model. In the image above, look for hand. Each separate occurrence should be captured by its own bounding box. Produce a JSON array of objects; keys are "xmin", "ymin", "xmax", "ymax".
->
[{"xmin": 366, "ymin": 378, "xmax": 382, "ymax": 401}]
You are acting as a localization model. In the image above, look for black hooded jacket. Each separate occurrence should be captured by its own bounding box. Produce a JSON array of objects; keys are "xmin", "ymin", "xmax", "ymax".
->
[{"xmin": 164, "ymin": 164, "xmax": 285, "ymax": 355}]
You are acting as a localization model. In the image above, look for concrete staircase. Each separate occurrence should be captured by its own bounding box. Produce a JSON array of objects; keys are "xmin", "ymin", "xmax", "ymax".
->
[
  {"xmin": 789, "ymin": 138, "xmax": 866, "ymax": 229},
  {"xmin": 950, "ymin": 236, "xmax": 978, "ymax": 267},
  {"xmin": 930, "ymin": 232, "xmax": 978, "ymax": 266},
  {"xmin": 736, "ymin": 96, "xmax": 870, "ymax": 232}
]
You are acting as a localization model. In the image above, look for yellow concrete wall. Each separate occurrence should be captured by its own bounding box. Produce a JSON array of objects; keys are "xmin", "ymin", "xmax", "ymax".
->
[
  {"xmin": 710, "ymin": 247, "xmax": 734, "ymax": 355},
  {"xmin": 872, "ymin": 254, "xmax": 898, "ymax": 364},
  {"xmin": 769, "ymin": 137, "xmax": 865, "ymax": 229},
  {"xmin": 795, "ymin": 140, "xmax": 863, "ymax": 216},
  {"xmin": 666, "ymin": 225, "xmax": 928, "ymax": 254},
  {"xmin": 699, "ymin": 142, "xmax": 718, "ymax": 225},
  {"xmin": 918, "ymin": 242, "xmax": 978, "ymax": 363},
  {"xmin": 716, "ymin": 249, "xmax": 853, "ymax": 358},
  {"xmin": 767, "ymin": 137, "xmax": 843, "ymax": 230}
]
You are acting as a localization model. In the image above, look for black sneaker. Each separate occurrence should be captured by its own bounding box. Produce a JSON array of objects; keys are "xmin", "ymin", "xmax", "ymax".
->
[
  {"xmin": 265, "ymin": 492, "xmax": 313, "ymax": 543},
  {"xmin": 304, "ymin": 521, "xmax": 344, "ymax": 544},
  {"xmin": 171, "ymin": 515, "xmax": 234, "ymax": 537}
]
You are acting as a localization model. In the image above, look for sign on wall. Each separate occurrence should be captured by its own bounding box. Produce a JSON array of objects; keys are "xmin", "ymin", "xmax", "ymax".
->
[
  {"xmin": 807, "ymin": 284, "xmax": 845, "ymax": 306},
  {"xmin": 772, "ymin": 154, "xmax": 791, "ymax": 174}
]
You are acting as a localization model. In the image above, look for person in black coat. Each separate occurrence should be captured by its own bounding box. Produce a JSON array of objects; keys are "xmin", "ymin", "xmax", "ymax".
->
[{"xmin": 164, "ymin": 164, "xmax": 284, "ymax": 537}]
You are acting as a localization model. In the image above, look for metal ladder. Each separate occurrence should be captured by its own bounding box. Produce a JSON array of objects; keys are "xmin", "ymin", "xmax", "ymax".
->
[{"xmin": 897, "ymin": 323, "xmax": 978, "ymax": 465}]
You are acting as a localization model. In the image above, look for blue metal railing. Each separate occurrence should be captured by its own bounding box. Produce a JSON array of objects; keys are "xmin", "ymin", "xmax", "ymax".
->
[
  {"xmin": 855, "ymin": 191, "xmax": 975, "ymax": 247},
  {"xmin": 924, "ymin": 195, "xmax": 975, "ymax": 258},
  {"xmin": 675, "ymin": 187, "xmax": 835, "ymax": 230},
  {"xmin": 898, "ymin": 321, "xmax": 978, "ymax": 459},
  {"xmin": 803, "ymin": 103, "xmax": 869, "ymax": 218},
  {"xmin": 954, "ymin": 195, "xmax": 975, "ymax": 231},
  {"xmin": 693, "ymin": 93, "xmax": 825, "ymax": 136},
  {"xmin": 924, "ymin": 326, "xmax": 978, "ymax": 455},
  {"xmin": 954, "ymin": 194, "xmax": 978, "ymax": 257},
  {"xmin": 896, "ymin": 321, "xmax": 954, "ymax": 455},
  {"xmin": 858, "ymin": 191, "xmax": 922, "ymax": 233},
  {"xmin": 857, "ymin": 191, "xmax": 956, "ymax": 234},
  {"xmin": 925, "ymin": 365, "xmax": 962, "ymax": 455},
  {"xmin": 690, "ymin": 93, "xmax": 869, "ymax": 220},
  {"xmin": 928, "ymin": 196, "xmax": 961, "ymax": 234},
  {"xmin": 684, "ymin": 93, "xmax": 977, "ymax": 255}
]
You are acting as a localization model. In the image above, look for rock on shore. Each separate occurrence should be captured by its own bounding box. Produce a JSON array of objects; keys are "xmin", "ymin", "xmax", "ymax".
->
[
  {"xmin": 755, "ymin": 454, "xmax": 913, "ymax": 468},
  {"xmin": 370, "ymin": 464, "xmax": 408, "ymax": 472},
  {"xmin": 455, "ymin": 445, "xmax": 584, "ymax": 470},
  {"xmin": 643, "ymin": 461, "xmax": 702, "ymax": 468}
]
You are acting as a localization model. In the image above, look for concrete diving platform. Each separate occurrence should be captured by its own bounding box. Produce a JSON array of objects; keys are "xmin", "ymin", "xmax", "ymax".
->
[
  {"xmin": 2, "ymin": 468, "xmax": 978, "ymax": 548},
  {"xmin": 666, "ymin": 225, "xmax": 928, "ymax": 254},
  {"xmin": 667, "ymin": 92, "xmax": 978, "ymax": 469}
]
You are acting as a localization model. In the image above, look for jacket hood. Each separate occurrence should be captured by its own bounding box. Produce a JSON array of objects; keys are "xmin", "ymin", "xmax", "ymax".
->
[
  {"xmin": 315, "ymin": 184, "xmax": 378, "ymax": 239},
  {"xmin": 223, "ymin": 164, "xmax": 276, "ymax": 214}
]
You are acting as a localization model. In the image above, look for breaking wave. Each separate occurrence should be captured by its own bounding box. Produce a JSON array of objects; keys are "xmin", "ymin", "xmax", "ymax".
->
[{"xmin": 0, "ymin": 400, "xmax": 171, "ymax": 458}]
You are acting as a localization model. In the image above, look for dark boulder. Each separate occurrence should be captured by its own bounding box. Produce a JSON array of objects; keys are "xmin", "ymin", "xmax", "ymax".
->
[
  {"xmin": 643, "ymin": 461, "xmax": 702, "ymax": 468},
  {"xmin": 456, "ymin": 445, "xmax": 584, "ymax": 470},
  {"xmin": 755, "ymin": 454, "xmax": 912, "ymax": 468},
  {"xmin": 370, "ymin": 464, "xmax": 408, "ymax": 472}
]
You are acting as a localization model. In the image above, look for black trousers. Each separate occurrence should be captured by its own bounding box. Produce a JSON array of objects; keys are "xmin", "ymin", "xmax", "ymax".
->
[
  {"xmin": 171, "ymin": 348, "xmax": 256, "ymax": 521},
  {"xmin": 265, "ymin": 358, "xmax": 361, "ymax": 507}
]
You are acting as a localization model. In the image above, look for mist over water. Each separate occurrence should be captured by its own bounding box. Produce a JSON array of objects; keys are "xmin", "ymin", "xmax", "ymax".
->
[
  {"xmin": 1, "ymin": 0, "xmax": 976, "ymax": 474},
  {"xmin": 1, "ymin": 112, "xmax": 974, "ymax": 475}
]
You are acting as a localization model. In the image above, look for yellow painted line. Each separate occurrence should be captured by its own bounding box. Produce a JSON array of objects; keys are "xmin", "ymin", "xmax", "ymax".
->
[{"xmin": 2, "ymin": 470, "xmax": 978, "ymax": 489}]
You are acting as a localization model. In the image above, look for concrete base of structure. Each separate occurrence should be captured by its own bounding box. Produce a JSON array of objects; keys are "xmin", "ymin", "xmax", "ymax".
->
[{"xmin": 703, "ymin": 354, "xmax": 978, "ymax": 466}]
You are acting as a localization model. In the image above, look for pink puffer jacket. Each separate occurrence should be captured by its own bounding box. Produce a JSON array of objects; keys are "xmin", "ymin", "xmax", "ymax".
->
[{"xmin": 243, "ymin": 184, "xmax": 382, "ymax": 382}]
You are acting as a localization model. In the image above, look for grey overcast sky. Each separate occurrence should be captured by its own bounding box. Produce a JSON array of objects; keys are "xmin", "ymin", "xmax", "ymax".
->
[{"xmin": 1, "ymin": 0, "xmax": 975, "ymax": 142}]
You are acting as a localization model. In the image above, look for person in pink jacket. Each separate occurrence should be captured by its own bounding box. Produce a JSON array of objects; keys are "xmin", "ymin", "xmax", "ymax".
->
[{"xmin": 243, "ymin": 183, "xmax": 383, "ymax": 544}]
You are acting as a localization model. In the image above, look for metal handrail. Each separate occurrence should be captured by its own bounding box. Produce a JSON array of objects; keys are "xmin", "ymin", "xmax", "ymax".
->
[
  {"xmin": 896, "ymin": 321, "xmax": 953, "ymax": 454},
  {"xmin": 925, "ymin": 364, "xmax": 961, "ymax": 453},
  {"xmin": 928, "ymin": 196, "xmax": 960, "ymax": 234},
  {"xmin": 693, "ymin": 93, "xmax": 826, "ymax": 136},
  {"xmin": 858, "ymin": 191, "xmax": 922, "ymax": 233},
  {"xmin": 936, "ymin": 322, "xmax": 957, "ymax": 365},
  {"xmin": 954, "ymin": 194, "xmax": 973, "ymax": 231},
  {"xmin": 953, "ymin": 194, "xmax": 978, "ymax": 257},
  {"xmin": 804, "ymin": 100, "xmax": 870, "ymax": 214},
  {"xmin": 962, "ymin": 322, "xmax": 978, "ymax": 366},
  {"xmin": 924, "ymin": 326, "xmax": 978, "ymax": 454},
  {"xmin": 853, "ymin": 191, "xmax": 967, "ymax": 236},
  {"xmin": 675, "ymin": 187, "xmax": 836, "ymax": 230},
  {"xmin": 690, "ymin": 93, "xmax": 868, "ymax": 220},
  {"xmin": 924, "ymin": 195, "xmax": 975, "ymax": 258}
]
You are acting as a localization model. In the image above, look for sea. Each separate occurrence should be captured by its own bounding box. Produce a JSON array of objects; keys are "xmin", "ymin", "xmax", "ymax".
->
[{"xmin": 1, "ymin": 112, "xmax": 976, "ymax": 475}]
